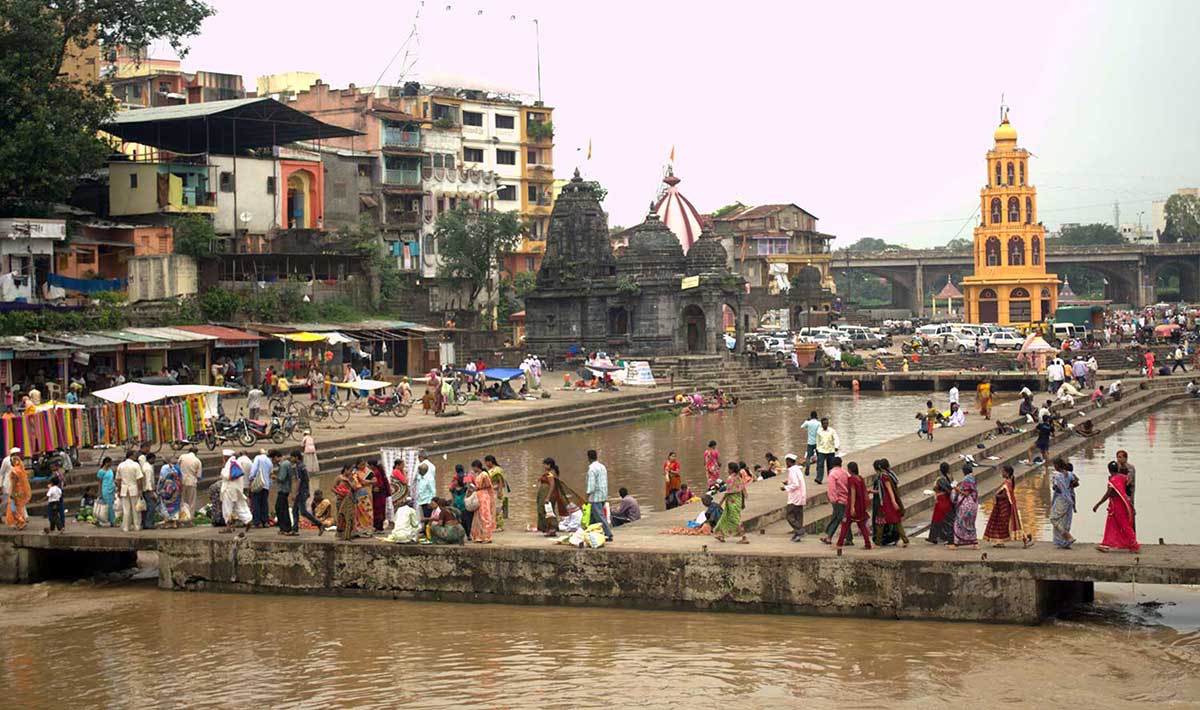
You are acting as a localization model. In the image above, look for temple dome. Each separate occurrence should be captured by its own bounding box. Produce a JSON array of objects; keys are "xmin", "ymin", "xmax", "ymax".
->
[
  {"xmin": 686, "ymin": 233, "xmax": 728, "ymax": 273},
  {"xmin": 621, "ymin": 210, "xmax": 686, "ymax": 275},
  {"xmin": 654, "ymin": 168, "xmax": 704, "ymax": 254},
  {"xmin": 994, "ymin": 118, "xmax": 1017, "ymax": 143}
]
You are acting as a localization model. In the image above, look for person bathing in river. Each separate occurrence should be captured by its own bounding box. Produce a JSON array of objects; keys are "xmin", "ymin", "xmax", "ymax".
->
[{"xmin": 663, "ymin": 451, "xmax": 683, "ymax": 509}]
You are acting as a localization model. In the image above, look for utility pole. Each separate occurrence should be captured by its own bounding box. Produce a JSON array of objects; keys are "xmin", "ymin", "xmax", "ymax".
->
[
  {"xmin": 1113, "ymin": 200, "xmax": 1120, "ymax": 230},
  {"xmin": 533, "ymin": 19, "xmax": 542, "ymax": 104}
]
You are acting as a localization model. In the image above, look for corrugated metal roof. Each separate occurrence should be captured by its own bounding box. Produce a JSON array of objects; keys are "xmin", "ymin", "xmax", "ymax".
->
[
  {"xmin": 0, "ymin": 336, "xmax": 71, "ymax": 353},
  {"xmin": 94, "ymin": 329, "xmax": 170, "ymax": 344},
  {"xmin": 175, "ymin": 325, "xmax": 266, "ymax": 342},
  {"xmin": 127, "ymin": 327, "xmax": 218, "ymax": 342},
  {"xmin": 43, "ymin": 333, "xmax": 129, "ymax": 349}
]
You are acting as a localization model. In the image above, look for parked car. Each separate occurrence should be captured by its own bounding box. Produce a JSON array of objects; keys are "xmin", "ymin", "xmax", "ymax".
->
[
  {"xmin": 939, "ymin": 332, "xmax": 977, "ymax": 352},
  {"xmin": 986, "ymin": 331, "xmax": 1024, "ymax": 350}
]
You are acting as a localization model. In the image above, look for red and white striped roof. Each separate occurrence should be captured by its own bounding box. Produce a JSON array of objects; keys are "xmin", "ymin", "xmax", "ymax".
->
[{"xmin": 653, "ymin": 168, "xmax": 703, "ymax": 254}]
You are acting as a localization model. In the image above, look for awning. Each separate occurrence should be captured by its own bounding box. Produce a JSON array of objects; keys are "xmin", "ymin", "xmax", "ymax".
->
[
  {"xmin": 0, "ymin": 337, "xmax": 71, "ymax": 358},
  {"xmin": 329, "ymin": 379, "xmax": 392, "ymax": 391},
  {"xmin": 277, "ymin": 331, "xmax": 354, "ymax": 344},
  {"xmin": 92, "ymin": 382, "xmax": 239, "ymax": 404},
  {"xmin": 102, "ymin": 97, "xmax": 363, "ymax": 154},
  {"xmin": 43, "ymin": 332, "xmax": 129, "ymax": 350},
  {"xmin": 481, "ymin": 368, "xmax": 525, "ymax": 382},
  {"xmin": 95, "ymin": 329, "xmax": 171, "ymax": 344}
]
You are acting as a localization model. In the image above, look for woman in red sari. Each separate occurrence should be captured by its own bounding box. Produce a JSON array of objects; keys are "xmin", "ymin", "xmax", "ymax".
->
[
  {"xmin": 469, "ymin": 459, "xmax": 495, "ymax": 542},
  {"xmin": 663, "ymin": 451, "xmax": 682, "ymax": 508},
  {"xmin": 927, "ymin": 462, "xmax": 954, "ymax": 544},
  {"xmin": 1093, "ymin": 460, "xmax": 1139, "ymax": 552},
  {"xmin": 983, "ymin": 465, "xmax": 1033, "ymax": 548},
  {"xmin": 368, "ymin": 460, "xmax": 390, "ymax": 531}
]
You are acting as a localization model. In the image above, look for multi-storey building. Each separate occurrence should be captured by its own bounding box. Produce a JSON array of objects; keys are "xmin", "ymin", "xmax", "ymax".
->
[
  {"xmin": 962, "ymin": 115, "xmax": 1059, "ymax": 325},
  {"xmin": 103, "ymin": 47, "xmax": 244, "ymax": 110},
  {"xmin": 711, "ymin": 203, "xmax": 836, "ymax": 300}
]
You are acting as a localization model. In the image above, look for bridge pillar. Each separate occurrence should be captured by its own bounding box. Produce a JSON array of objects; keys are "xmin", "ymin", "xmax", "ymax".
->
[
  {"xmin": 913, "ymin": 263, "xmax": 925, "ymax": 318},
  {"xmin": 1135, "ymin": 256, "xmax": 1154, "ymax": 307}
]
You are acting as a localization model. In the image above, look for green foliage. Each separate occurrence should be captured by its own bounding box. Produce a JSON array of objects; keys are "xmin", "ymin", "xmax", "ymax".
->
[
  {"xmin": 1059, "ymin": 266, "xmax": 1106, "ymax": 300},
  {"xmin": 711, "ymin": 201, "xmax": 745, "ymax": 219},
  {"xmin": 434, "ymin": 207, "xmax": 523, "ymax": 321},
  {"xmin": 527, "ymin": 120, "xmax": 554, "ymax": 140},
  {"xmin": 840, "ymin": 352, "xmax": 864, "ymax": 368},
  {"xmin": 198, "ymin": 288, "xmax": 239, "ymax": 321},
  {"xmin": 944, "ymin": 237, "xmax": 973, "ymax": 250},
  {"xmin": 581, "ymin": 180, "xmax": 607, "ymax": 203},
  {"xmin": 0, "ymin": 303, "xmax": 124, "ymax": 335},
  {"xmin": 0, "ymin": 0, "xmax": 213, "ymax": 213},
  {"xmin": 172, "ymin": 214, "xmax": 218, "ymax": 259},
  {"xmin": 616, "ymin": 275, "xmax": 641, "ymax": 295},
  {"xmin": 1162, "ymin": 194, "xmax": 1200, "ymax": 244},
  {"xmin": 432, "ymin": 116, "xmax": 455, "ymax": 130},
  {"xmin": 333, "ymin": 215, "xmax": 382, "ymax": 256},
  {"xmin": 844, "ymin": 237, "xmax": 900, "ymax": 253},
  {"xmin": 512, "ymin": 271, "xmax": 537, "ymax": 297},
  {"xmin": 636, "ymin": 410, "xmax": 676, "ymax": 424},
  {"xmin": 1053, "ymin": 223, "xmax": 1124, "ymax": 246}
]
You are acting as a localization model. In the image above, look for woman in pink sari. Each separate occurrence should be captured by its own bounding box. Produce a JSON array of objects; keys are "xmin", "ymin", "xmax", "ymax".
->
[
  {"xmin": 1093, "ymin": 460, "xmax": 1139, "ymax": 552},
  {"xmin": 469, "ymin": 459, "xmax": 496, "ymax": 543}
]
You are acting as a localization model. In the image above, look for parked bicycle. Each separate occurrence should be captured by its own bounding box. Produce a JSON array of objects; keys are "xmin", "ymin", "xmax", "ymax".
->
[{"xmin": 307, "ymin": 399, "xmax": 351, "ymax": 425}]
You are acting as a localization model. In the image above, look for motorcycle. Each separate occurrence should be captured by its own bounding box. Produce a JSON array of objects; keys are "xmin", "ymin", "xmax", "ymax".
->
[
  {"xmin": 211, "ymin": 417, "xmax": 257, "ymax": 448},
  {"xmin": 246, "ymin": 417, "xmax": 287, "ymax": 445},
  {"xmin": 368, "ymin": 391, "xmax": 412, "ymax": 417},
  {"xmin": 169, "ymin": 431, "xmax": 216, "ymax": 452},
  {"xmin": 900, "ymin": 337, "xmax": 941, "ymax": 356}
]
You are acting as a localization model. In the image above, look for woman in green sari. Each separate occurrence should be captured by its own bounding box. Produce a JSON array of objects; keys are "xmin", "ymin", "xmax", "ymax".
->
[
  {"xmin": 714, "ymin": 462, "xmax": 749, "ymax": 544},
  {"xmin": 535, "ymin": 457, "xmax": 583, "ymax": 535}
]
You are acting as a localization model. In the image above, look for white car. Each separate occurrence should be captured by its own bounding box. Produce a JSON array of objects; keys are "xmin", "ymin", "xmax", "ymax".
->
[
  {"xmin": 939, "ymin": 332, "xmax": 977, "ymax": 352},
  {"xmin": 987, "ymin": 331, "xmax": 1024, "ymax": 350}
]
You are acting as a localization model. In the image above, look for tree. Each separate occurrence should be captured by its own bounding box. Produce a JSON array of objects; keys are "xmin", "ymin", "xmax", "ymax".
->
[
  {"xmin": 1054, "ymin": 223, "xmax": 1123, "ymax": 245},
  {"xmin": 945, "ymin": 237, "xmax": 973, "ymax": 250},
  {"xmin": 0, "ymin": 0, "xmax": 214, "ymax": 213},
  {"xmin": 1162, "ymin": 194, "xmax": 1200, "ymax": 243},
  {"xmin": 844, "ymin": 237, "xmax": 899, "ymax": 253},
  {"xmin": 172, "ymin": 214, "xmax": 217, "ymax": 258},
  {"xmin": 434, "ymin": 207, "xmax": 523, "ymax": 328},
  {"xmin": 711, "ymin": 201, "xmax": 745, "ymax": 218}
]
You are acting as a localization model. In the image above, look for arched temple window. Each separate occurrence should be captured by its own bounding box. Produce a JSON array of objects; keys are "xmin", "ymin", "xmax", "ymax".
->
[
  {"xmin": 1026, "ymin": 196, "xmax": 1033, "ymax": 224},
  {"xmin": 1009, "ymin": 287, "xmax": 1031, "ymax": 322},
  {"xmin": 990, "ymin": 198, "xmax": 1002, "ymax": 224},
  {"xmin": 985, "ymin": 237, "xmax": 1001, "ymax": 266},
  {"xmin": 978, "ymin": 288, "xmax": 998, "ymax": 323},
  {"xmin": 1008, "ymin": 196, "xmax": 1020, "ymax": 223},
  {"xmin": 995, "ymin": 162, "xmax": 1002, "ymax": 187},
  {"xmin": 1031, "ymin": 236, "xmax": 1041, "ymax": 265},
  {"xmin": 1007, "ymin": 236, "xmax": 1025, "ymax": 266},
  {"xmin": 1019, "ymin": 162, "xmax": 1025, "ymax": 185},
  {"xmin": 1007, "ymin": 162, "xmax": 1015, "ymax": 185}
]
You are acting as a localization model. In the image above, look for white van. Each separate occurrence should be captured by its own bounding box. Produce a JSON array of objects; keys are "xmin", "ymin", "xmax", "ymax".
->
[{"xmin": 1053, "ymin": 323, "xmax": 1083, "ymax": 341}]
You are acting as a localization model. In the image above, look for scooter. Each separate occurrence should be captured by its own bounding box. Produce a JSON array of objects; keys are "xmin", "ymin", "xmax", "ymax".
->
[{"xmin": 368, "ymin": 391, "xmax": 412, "ymax": 417}]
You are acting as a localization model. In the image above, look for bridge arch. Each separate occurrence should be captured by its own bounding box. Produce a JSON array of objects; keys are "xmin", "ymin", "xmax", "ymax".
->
[{"xmin": 1151, "ymin": 260, "xmax": 1199, "ymax": 303}]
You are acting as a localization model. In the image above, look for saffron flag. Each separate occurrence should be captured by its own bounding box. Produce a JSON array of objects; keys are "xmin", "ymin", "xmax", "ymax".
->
[
  {"xmin": 587, "ymin": 139, "xmax": 592, "ymax": 160},
  {"xmin": 669, "ymin": 145, "xmax": 675, "ymax": 162}
]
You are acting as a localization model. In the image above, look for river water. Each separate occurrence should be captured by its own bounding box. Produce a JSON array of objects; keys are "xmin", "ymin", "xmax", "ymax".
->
[{"xmin": 2, "ymin": 397, "xmax": 1199, "ymax": 708}]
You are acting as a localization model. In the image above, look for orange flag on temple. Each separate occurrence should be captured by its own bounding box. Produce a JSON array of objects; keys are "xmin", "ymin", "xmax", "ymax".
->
[{"xmin": 669, "ymin": 145, "xmax": 675, "ymax": 162}]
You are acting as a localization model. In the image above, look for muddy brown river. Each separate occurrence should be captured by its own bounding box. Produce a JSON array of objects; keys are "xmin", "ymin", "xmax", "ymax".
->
[{"xmin": 2, "ymin": 396, "xmax": 1198, "ymax": 708}]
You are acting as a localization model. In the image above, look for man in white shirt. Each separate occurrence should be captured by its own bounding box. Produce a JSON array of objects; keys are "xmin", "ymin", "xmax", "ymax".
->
[
  {"xmin": 219, "ymin": 449, "xmax": 252, "ymax": 533},
  {"xmin": 557, "ymin": 503, "xmax": 583, "ymax": 533},
  {"xmin": 1046, "ymin": 359, "xmax": 1065, "ymax": 394},
  {"xmin": 782, "ymin": 453, "xmax": 807, "ymax": 542},
  {"xmin": 177, "ymin": 446, "xmax": 202, "ymax": 523},
  {"xmin": 415, "ymin": 453, "xmax": 437, "ymax": 518},
  {"xmin": 138, "ymin": 454, "xmax": 157, "ymax": 530},
  {"xmin": 246, "ymin": 386, "xmax": 264, "ymax": 420},
  {"xmin": 946, "ymin": 403, "xmax": 966, "ymax": 427},
  {"xmin": 116, "ymin": 451, "xmax": 145, "ymax": 532},
  {"xmin": 948, "ymin": 385, "xmax": 960, "ymax": 406}
]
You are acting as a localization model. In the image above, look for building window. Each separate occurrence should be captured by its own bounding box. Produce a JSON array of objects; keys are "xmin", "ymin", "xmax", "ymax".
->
[
  {"xmin": 266, "ymin": 176, "xmax": 276, "ymax": 194},
  {"xmin": 1007, "ymin": 196, "xmax": 1020, "ymax": 222},
  {"xmin": 496, "ymin": 149, "xmax": 516, "ymax": 165},
  {"xmin": 77, "ymin": 249, "xmax": 96, "ymax": 265},
  {"xmin": 497, "ymin": 184, "xmax": 517, "ymax": 201},
  {"xmin": 219, "ymin": 172, "xmax": 234, "ymax": 192},
  {"xmin": 527, "ymin": 148, "xmax": 538, "ymax": 165},
  {"xmin": 1007, "ymin": 162, "xmax": 1015, "ymax": 185},
  {"xmin": 985, "ymin": 236, "xmax": 1001, "ymax": 266},
  {"xmin": 463, "ymin": 111, "xmax": 483, "ymax": 126},
  {"xmin": 1031, "ymin": 236, "xmax": 1041, "ymax": 265},
  {"xmin": 525, "ymin": 256, "xmax": 535, "ymax": 271},
  {"xmin": 357, "ymin": 164, "xmax": 372, "ymax": 178},
  {"xmin": 990, "ymin": 198, "xmax": 1002, "ymax": 224},
  {"xmin": 431, "ymin": 153, "xmax": 456, "ymax": 169},
  {"xmin": 755, "ymin": 238, "xmax": 789, "ymax": 255},
  {"xmin": 1026, "ymin": 196, "xmax": 1033, "ymax": 224},
  {"xmin": 463, "ymin": 147, "xmax": 484, "ymax": 163},
  {"xmin": 1007, "ymin": 237, "xmax": 1025, "ymax": 266},
  {"xmin": 495, "ymin": 114, "xmax": 515, "ymax": 129},
  {"xmin": 994, "ymin": 162, "xmax": 1001, "ymax": 187},
  {"xmin": 527, "ymin": 184, "xmax": 538, "ymax": 203},
  {"xmin": 129, "ymin": 173, "xmax": 139, "ymax": 189},
  {"xmin": 1019, "ymin": 162, "xmax": 1025, "ymax": 185}
]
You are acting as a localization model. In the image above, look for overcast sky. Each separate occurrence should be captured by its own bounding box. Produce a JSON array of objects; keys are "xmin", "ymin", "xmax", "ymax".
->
[{"xmin": 165, "ymin": 0, "xmax": 1200, "ymax": 247}]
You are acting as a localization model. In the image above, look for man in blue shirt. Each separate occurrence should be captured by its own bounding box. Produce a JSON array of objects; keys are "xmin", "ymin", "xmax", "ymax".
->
[
  {"xmin": 800, "ymin": 410, "xmax": 822, "ymax": 477},
  {"xmin": 585, "ymin": 449, "xmax": 613, "ymax": 541}
]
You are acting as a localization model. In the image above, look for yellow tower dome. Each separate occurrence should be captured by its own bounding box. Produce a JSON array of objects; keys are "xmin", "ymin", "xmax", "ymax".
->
[{"xmin": 994, "ymin": 117, "xmax": 1017, "ymax": 143}]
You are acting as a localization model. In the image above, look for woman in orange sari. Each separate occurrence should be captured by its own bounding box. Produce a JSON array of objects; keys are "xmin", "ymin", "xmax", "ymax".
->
[
  {"xmin": 469, "ymin": 459, "xmax": 496, "ymax": 542},
  {"xmin": 5, "ymin": 451, "xmax": 30, "ymax": 530},
  {"xmin": 1094, "ymin": 460, "xmax": 1139, "ymax": 552},
  {"xmin": 351, "ymin": 462, "xmax": 374, "ymax": 537},
  {"xmin": 663, "ymin": 451, "xmax": 682, "ymax": 509}
]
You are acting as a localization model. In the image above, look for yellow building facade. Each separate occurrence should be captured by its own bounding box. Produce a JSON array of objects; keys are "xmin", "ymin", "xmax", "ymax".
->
[{"xmin": 962, "ymin": 116, "xmax": 1058, "ymax": 326}]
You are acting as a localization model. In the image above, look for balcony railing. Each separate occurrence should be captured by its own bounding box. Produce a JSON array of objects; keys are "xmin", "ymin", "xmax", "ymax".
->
[
  {"xmin": 384, "ymin": 169, "xmax": 421, "ymax": 187},
  {"xmin": 383, "ymin": 126, "xmax": 421, "ymax": 149},
  {"xmin": 391, "ymin": 210, "xmax": 420, "ymax": 226}
]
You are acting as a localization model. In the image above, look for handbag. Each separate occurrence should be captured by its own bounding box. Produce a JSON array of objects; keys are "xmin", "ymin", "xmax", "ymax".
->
[
  {"xmin": 135, "ymin": 498, "xmax": 147, "ymax": 512},
  {"xmin": 93, "ymin": 500, "xmax": 109, "ymax": 522},
  {"xmin": 250, "ymin": 473, "xmax": 265, "ymax": 493},
  {"xmin": 464, "ymin": 491, "xmax": 480, "ymax": 512}
]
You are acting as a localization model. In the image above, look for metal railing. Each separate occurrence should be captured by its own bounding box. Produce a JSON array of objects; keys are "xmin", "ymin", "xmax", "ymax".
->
[
  {"xmin": 384, "ymin": 169, "xmax": 421, "ymax": 187},
  {"xmin": 383, "ymin": 126, "xmax": 421, "ymax": 149}
]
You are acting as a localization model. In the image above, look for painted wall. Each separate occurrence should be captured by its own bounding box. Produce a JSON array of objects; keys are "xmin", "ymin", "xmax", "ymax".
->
[
  {"xmin": 108, "ymin": 164, "xmax": 159, "ymax": 216},
  {"xmin": 210, "ymin": 155, "xmax": 278, "ymax": 234},
  {"xmin": 128, "ymin": 254, "xmax": 197, "ymax": 302}
]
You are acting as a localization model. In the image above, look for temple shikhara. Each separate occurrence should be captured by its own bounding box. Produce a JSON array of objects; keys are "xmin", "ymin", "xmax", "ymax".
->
[{"xmin": 961, "ymin": 113, "xmax": 1059, "ymax": 325}]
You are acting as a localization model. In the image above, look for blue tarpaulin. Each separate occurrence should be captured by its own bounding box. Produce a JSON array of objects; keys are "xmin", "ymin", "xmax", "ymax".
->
[
  {"xmin": 47, "ymin": 273, "xmax": 126, "ymax": 293},
  {"xmin": 481, "ymin": 368, "xmax": 525, "ymax": 381}
]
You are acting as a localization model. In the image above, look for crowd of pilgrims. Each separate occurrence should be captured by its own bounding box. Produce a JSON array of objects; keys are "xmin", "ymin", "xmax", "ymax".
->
[{"xmin": 0, "ymin": 431, "xmax": 1139, "ymax": 555}]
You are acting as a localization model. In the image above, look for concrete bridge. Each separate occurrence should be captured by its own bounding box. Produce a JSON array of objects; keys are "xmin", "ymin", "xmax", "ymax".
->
[{"xmin": 838, "ymin": 243, "xmax": 1200, "ymax": 314}]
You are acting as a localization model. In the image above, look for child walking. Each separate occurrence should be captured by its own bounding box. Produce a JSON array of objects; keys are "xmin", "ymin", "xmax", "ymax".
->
[{"xmin": 46, "ymin": 480, "xmax": 65, "ymax": 533}]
